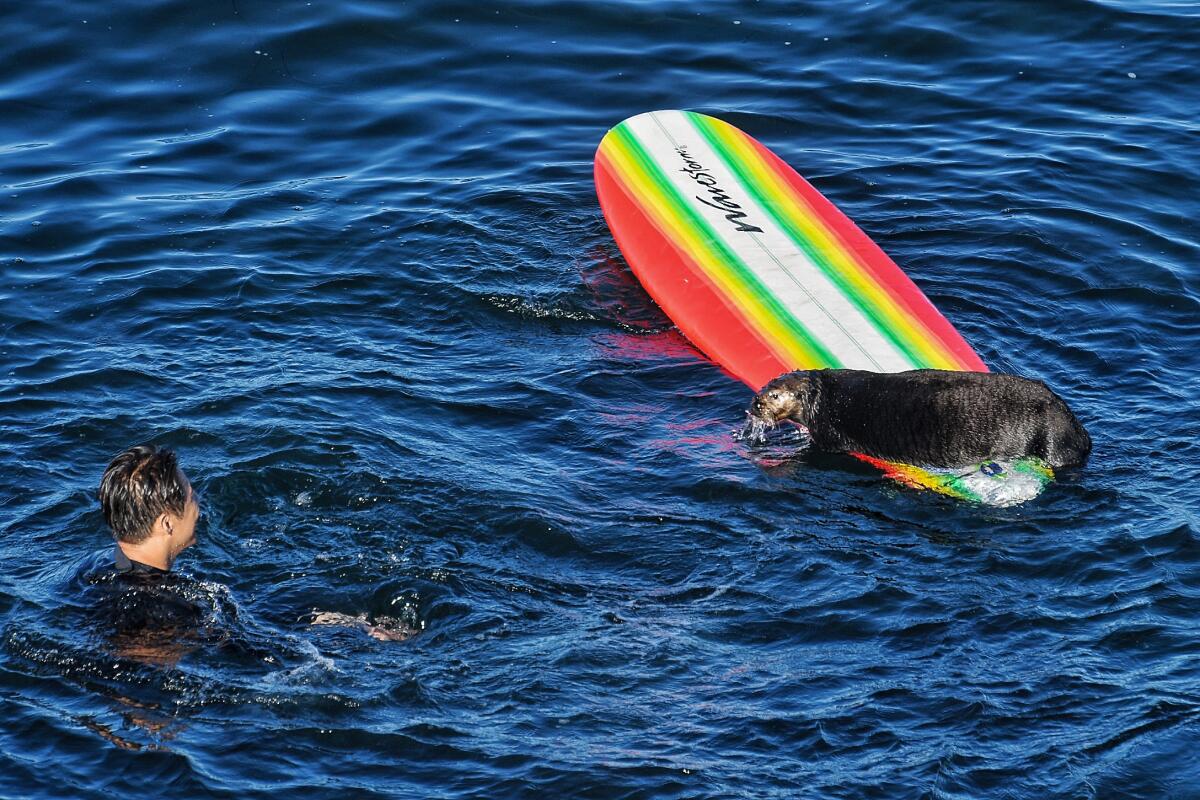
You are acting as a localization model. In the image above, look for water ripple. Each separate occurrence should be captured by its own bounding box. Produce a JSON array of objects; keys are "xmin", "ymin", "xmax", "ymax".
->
[{"xmin": 2, "ymin": 0, "xmax": 1199, "ymax": 797}]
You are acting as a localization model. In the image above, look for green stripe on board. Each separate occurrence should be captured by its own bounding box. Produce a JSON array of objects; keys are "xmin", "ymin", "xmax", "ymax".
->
[
  {"xmin": 611, "ymin": 123, "xmax": 842, "ymax": 369},
  {"xmin": 687, "ymin": 112, "xmax": 927, "ymax": 370},
  {"xmin": 944, "ymin": 474, "xmax": 984, "ymax": 503}
]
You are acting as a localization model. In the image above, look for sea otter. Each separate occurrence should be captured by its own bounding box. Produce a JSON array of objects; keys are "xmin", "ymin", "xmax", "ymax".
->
[{"xmin": 749, "ymin": 369, "xmax": 1091, "ymax": 470}]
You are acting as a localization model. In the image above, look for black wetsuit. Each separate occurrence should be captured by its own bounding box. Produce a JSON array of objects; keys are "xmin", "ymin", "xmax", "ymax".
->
[
  {"xmin": 84, "ymin": 547, "xmax": 209, "ymax": 637},
  {"xmin": 81, "ymin": 547, "xmax": 284, "ymax": 665},
  {"xmin": 113, "ymin": 547, "xmax": 168, "ymax": 576}
]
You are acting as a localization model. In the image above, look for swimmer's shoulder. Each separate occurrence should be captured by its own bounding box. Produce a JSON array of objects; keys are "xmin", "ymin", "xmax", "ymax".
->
[{"xmin": 79, "ymin": 548, "xmax": 205, "ymax": 634}]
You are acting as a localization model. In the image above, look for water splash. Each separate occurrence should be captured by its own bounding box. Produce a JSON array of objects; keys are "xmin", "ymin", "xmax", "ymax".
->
[
  {"xmin": 734, "ymin": 414, "xmax": 813, "ymax": 472},
  {"xmin": 733, "ymin": 413, "xmax": 776, "ymax": 444}
]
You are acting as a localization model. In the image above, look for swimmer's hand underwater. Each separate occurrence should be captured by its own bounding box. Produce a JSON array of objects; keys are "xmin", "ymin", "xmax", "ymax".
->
[
  {"xmin": 749, "ymin": 368, "xmax": 1091, "ymax": 470},
  {"xmin": 310, "ymin": 610, "xmax": 416, "ymax": 642}
]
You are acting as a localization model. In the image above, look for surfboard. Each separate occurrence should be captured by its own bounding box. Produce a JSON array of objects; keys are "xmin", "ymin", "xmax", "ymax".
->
[{"xmin": 594, "ymin": 110, "xmax": 1052, "ymax": 505}]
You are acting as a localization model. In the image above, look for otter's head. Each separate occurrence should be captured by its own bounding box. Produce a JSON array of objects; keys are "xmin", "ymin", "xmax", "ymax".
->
[{"xmin": 750, "ymin": 372, "xmax": 814, "ymax": 426}]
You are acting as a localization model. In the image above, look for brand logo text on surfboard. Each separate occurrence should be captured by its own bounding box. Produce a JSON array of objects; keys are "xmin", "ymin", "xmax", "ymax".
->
[{"xmin": 675, "ymin": 146, "xmax": 763, "ymax": 234}]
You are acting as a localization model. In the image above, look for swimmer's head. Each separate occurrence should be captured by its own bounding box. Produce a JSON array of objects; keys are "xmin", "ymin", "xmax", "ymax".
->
[{"xmin": 99, "ymin": 445, "xmax": 199, "ymax": 556}]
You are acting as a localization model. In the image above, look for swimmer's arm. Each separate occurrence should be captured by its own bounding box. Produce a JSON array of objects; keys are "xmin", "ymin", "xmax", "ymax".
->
[{"xmin": 310, "ymin": 610, "xmax": 413, "ymax": 641}]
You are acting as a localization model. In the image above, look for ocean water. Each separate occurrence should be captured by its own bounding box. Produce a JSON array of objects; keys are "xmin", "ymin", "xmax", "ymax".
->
[{"xmin": 2, "ymin": 0, "xmax": 1198, "ymax": 797}]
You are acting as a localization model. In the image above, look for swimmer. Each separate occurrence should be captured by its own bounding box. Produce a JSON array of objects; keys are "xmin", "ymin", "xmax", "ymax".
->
[
  {"xmin": 749, "ymin": 368, "xmax": 1091, "ymax": 469},
  {"xmin": 96, "ymin": 444, "xmax": 412, "ymax": 644},
  {"xmin": 89, "ymin": 444, "xmax": 207, "ymax": 662}
]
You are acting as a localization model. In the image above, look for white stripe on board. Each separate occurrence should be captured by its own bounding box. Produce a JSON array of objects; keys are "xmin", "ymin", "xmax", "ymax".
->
[{"xmin": 626, "ymin": 110, "xmax": 914, "ymax": 372}]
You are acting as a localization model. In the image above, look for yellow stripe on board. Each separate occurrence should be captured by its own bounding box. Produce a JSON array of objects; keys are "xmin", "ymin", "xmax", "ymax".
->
[
  {"xmin": 600, "ymin": 134, "xmax": 828, "ymax": 369},
  {"xmin": 701, "ymin": 117, "xmax": 963, "ymax": 371}
]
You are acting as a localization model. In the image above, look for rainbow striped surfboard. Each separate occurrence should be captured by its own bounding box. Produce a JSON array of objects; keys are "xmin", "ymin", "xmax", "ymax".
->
[{"xmin": 594, "ymin": 110, "xmax": 1051, "ymax": 505}]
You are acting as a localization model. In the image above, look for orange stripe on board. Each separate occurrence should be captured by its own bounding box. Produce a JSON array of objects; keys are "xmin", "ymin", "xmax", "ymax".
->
[
  {"xmin": 598, "ymin": 133, "xmax": 832, "ymax": 370},
  {"xmin": 594, "ymin": 147, "xmax": 793, "ymax": 385}
]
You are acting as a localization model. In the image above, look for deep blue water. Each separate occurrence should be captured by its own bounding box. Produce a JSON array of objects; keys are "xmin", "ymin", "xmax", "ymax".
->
[{"xmin": 2, "ymin": 0, "xmax": 1199, "ymax": 797}]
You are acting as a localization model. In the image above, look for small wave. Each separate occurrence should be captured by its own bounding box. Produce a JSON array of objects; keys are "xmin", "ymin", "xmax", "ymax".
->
[
  {"xmin": 480, "ymin": 292, "xmax": 601, "ymax": 324},
  {"xmin": 255, "ymin": 636, "xmax": 340, "ymax": 689},
  {"xmin": 1087, "ymin": 0, "xmax": 1200, "ymax": 17}
]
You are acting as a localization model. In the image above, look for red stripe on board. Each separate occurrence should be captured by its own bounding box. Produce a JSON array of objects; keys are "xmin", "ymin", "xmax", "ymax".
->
[
  {"xmin": 594, "ymin": 148, "xmax": 791, "ymax": 389},
  {"xmin": 744, "ymin": 135, "xmax": 988, "ymax": 372}
]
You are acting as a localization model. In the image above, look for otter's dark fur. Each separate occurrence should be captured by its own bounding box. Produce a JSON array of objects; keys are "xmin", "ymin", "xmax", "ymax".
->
[{"xmin": 750, "ymin": 369, "xmax": 1091, "ymax": 470}]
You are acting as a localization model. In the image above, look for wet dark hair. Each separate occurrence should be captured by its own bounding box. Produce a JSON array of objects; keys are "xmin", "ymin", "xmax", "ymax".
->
[{"xmin": 98, "ymin": 445, "xmax": 188, "ymax": 544}]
